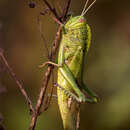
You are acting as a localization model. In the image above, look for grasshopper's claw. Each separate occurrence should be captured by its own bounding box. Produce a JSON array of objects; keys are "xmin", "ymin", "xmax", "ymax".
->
[
  {"xmin": 86, "ymin": 96, "xmax": 99, "ymax": 103},
  {"xmin": 93, "ymin": 96, "xmax": 100, "ymax": 103},
  {"xmin": 79, "ymin": 94, "xmax": 86, "ymax": 103},
  {"xmin": 78, "ymin": 93, "xmax": 100, "ymax": 103}
]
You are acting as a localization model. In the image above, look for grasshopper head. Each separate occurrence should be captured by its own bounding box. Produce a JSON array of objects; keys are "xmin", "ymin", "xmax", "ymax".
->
[
  {"xmin": 65, "ymin": 0, "xmax": 96, "ymax": 30},
  {"xmin": 65, "ymin": 16, "xmax": 86, "ymax": 30}
]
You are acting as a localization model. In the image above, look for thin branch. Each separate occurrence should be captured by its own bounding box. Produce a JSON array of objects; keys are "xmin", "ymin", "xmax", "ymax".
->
[
  {"xmin": 62, "ymin": 0, "xmax": 72, "ymax": 21},
  {"xmin": 38, "ymin": 70, "xmax": 55, "ymax": 114},
  {"xmin": 0, "ymin": 48, "xmax": 34, "ymax": 114},
  {"xmin": 52, "ymin": 16, "xmax": 63, "ymax": 26},
  {"xmin": 29, "ymin": 26, "xmax": 62, "ymax": 130},
  {"xmin": 43, "ymin": 0, "xmax": 61, "ymax": 22},
  {"xmin": 40, "ymin": 8, "xmax": 50, "ymax": 16},
  {"xmin": 56, "ymin": 1, "xmax": 63, "ymax": 16},
  {"xmin": 0, "ymin": 0, "xmax": 72, "ymax": 130},
  {"xmin": 29, "ymin": 0, "xmax": 72, "ymax": 129},
  {"xmin": 43, "ymin": 70, "xmax": 55, "ymax": 111},
  {"xmin": 37, "ymin": 16, "xmax": 50, "ymax": 59}
]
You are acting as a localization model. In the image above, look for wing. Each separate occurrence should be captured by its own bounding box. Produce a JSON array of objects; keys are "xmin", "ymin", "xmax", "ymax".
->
[{"xmin": 86, "ymin": 24, "xmax": 91, "ymax": 53}]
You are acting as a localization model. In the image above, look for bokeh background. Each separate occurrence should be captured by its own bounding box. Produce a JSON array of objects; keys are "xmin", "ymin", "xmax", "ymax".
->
[{"xmin": 0, "ymin": 0, "xmax": 130, "ymax": 130}]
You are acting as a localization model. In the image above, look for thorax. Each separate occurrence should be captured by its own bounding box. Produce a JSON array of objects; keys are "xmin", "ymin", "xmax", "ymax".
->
[{"xmin": 60, "ymin": 26, "xmax": 87, "ymax": 62}]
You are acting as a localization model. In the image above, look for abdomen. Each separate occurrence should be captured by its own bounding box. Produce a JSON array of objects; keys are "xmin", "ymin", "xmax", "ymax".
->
[{"xmin": 57, "ymin": 36, "xmax": 85, "ymax": 130}]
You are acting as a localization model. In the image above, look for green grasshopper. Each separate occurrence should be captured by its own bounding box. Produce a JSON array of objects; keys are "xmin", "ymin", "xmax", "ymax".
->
[{"xmin": 41, "ymin": 0, "xmax": 98, "ymax": 129}]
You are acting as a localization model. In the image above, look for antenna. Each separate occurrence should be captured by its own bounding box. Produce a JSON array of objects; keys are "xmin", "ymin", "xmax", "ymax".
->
[
  {"xmin": 81, "ymin": 0, "xmax": 96, "ymax": 16},
  {"xmin": 81, "ymin": 0, "xmax": 89, "ymax": 15}
]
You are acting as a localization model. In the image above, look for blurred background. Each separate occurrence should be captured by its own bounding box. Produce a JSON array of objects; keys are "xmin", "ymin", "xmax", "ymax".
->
[{"xmin": 0, "ymin": 0, "xmax": 130, "ymax": 130}]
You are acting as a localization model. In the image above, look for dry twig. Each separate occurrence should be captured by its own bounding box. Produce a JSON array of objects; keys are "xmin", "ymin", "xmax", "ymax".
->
[
  {"xmin": 29, "ymin": 0, "xmax": 72, "ymax": 129},
  {"xmin": 0, "ymin": 0, "xmax": 72, "ymax": 130},
  {"xmin": 0, "ymin": 48, "xmax": 34, "ymax": 114},
  {"xmin": 29, "ymin": 25, "xmax": 62, "ymax": 130}
]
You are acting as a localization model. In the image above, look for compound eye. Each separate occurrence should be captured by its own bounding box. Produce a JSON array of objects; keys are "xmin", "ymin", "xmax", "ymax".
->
[{"xmin": 79, "ymin": 18, "xmax": 84, "ymax": 23}]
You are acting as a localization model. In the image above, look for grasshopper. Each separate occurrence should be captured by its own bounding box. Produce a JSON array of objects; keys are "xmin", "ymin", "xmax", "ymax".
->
[{"xmin": 41, "ymin": 0, "xmax": 98, "ymax": 129}]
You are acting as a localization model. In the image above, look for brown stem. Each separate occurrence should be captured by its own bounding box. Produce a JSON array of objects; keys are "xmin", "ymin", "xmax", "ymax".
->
[
  {"xmin": 52, "ymin": 16, "xmax": 63, "ymax": 26},
  {"xmin": 29, "ymin": 1, "xmax": 72, "ymax": 129},
  {"xmin": 43, "ymin": 70, "xmax": 55, "ymax": 112},
  {"xmin": 1, "ymin": 0, "xmax": 72, "ymax": 130},
  {"xmin": 62, "ymin": 0, "xmax": 72, "ymax": 21},
  {"xmin": 37, "ymin": 16, "xmax": 50, "ymax": 59},
  {"xmin": 29, "ymin": 26, "xmax": 62, "ymax": 130},
  {"xmin": 0, "ymin": 48, "xmax": 34, "ymax": 113},
  {"xmin": 43, "ymin": 0, "xmax": 61, "ymax": 22}
]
